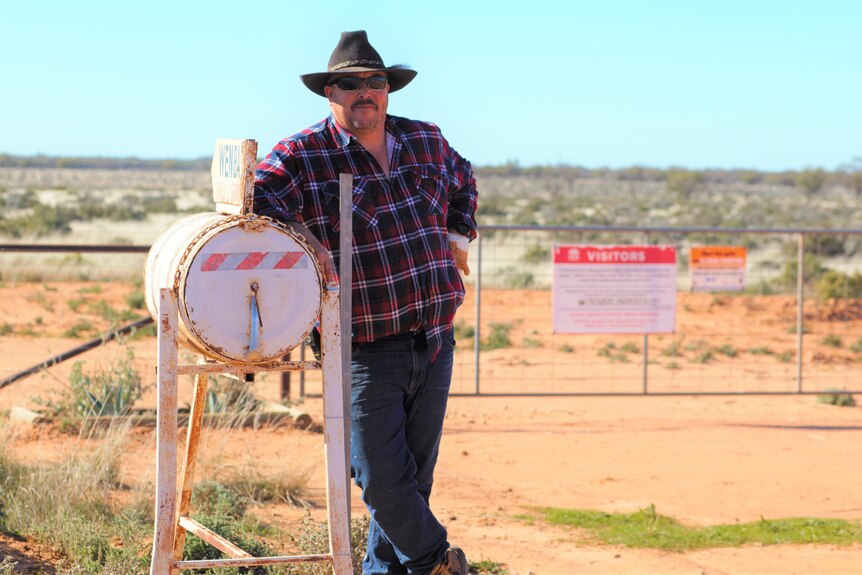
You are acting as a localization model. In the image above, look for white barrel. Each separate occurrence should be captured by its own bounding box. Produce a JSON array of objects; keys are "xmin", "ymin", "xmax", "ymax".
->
[{"xmin": 145, "ymin": 213, "xmax": 323, "ymax": 365}]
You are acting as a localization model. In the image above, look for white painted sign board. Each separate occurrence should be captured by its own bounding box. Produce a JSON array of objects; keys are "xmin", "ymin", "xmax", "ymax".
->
[
  {"xmin": 553, "ymin": 245, "xmax": 677, "ymax": 334},
  {"xmin": 689, "ymin": 246, "xmax": 747, "ymax": 292},
  {"xmin": 211, "ymin": 139, "xmax": 258, "ymax": 215}
]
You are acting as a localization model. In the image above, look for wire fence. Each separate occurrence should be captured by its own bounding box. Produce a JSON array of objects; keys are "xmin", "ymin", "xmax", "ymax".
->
[
  {"xmin": 2, "ymin": 224, "xmax": 862, "ymax": 399},
  {"xmin": 450, "ymin": 225, "xmax": 862, "ymax": 396}
]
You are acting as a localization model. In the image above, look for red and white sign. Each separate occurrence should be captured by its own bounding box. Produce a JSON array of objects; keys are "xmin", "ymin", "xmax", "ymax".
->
[
  {"xmin": 200, "ymin": 251, "xmax": 308, "ymax": 272},
  {"xmin": 553, "ymin": 245, "xmax": 677, "ymax": 334},
  {"xmin": 689, "ymin": 246, "xmax": 746, "ymax": 292}
]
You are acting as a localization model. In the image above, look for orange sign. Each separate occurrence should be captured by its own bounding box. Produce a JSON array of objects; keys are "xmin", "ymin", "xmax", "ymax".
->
[{"xmin": 689, "ymin": 246, "xmax": 746, "ymax": 291}]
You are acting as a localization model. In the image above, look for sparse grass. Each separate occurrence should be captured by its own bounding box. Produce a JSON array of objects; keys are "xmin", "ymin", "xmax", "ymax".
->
[
  {"xmin": 709, "ymin": 295, "xmax": 727, "ymax": 307},
  {"xmin": 286, "ymin": 512, "xmax": 370, "ymax": 574},
  {"xmin": 0, "ymin": 419, "xmax": 370, "ymax": 575},
  {"xmin": 692, "ymin": 350, "xmax": 715, "ymax": 364},
  {"xmin": 522, "ymin": 337, "xmax": 543, "ymax": 348},
  {"xmin": 661, "ymin": 341, "xmax": 684, "ymax": 357},
  {"xmin": 17, "ymin": 325, "xmax": 39, "ymax": 337},
  {"xmin": 684, "ymin": 339, "xmax": 708, "ymax": 352},
  {"xmin": 453, "ymin": 321, "xmax": 475, "ymax": 340},
  {"xmin": 716, "ymin": 344, "xmax": 738, "ymax": 358},
  {"xmin": 481, "ymin": 322, "xmax": 514, "ymax": 351},
  {"xmin": 218, "ymin": 464, "xmax": 316, "ymax": 509},
  {"xmin": 598, "ymin": 342, "xmax": 629, "ymax": 362},
  {"xmin": 0, "ymin": 558, "xmax": 18, "ymax": 575},
  {"xmin": 619, "ymin": 342, "xmax": 640, "ymax": 354},
  {"xmin": 0, "ymin": 322, "xmax": 13, "ymax": 336},
  {"xmin": 527, "ymin": 505, "xmax": 862, "ymax": 551},
  {"xmin": 66, "ymin": 297, "xmax": 87, "ymax": 312},
  {"xmin": 521, "ymin": 245, "xmax": 549, "ymax": 264},
  {"xmin": 502, "ymin": 270, "xmax": 534, "ymax": 289},
  {"xmin": 821, "ymin": 333, "xmax": 843, "ymax": 348},
  {"xmin": 31, "ymin": 347, "xmax": 146, "ymax": 427},
  {"xmin": 851, "ymin": 338, "xmax": 862, "ymax": 353},
  {"xmin": 0, "ymin": 419, "xmax": 153, "ymax": 574},
  {"xmin": 748, "ymin": 346, "xmax": 774, "ymax": 355},
  {"xmin": 87, "ymin": 298, "xmax": 139, "ymax": 325},
  {"xmin": 26, "ymin": 290, "xmax": 55, "ymax": 312},
  {"xmin": 787, "ymin": 324, "xmax": 811, "ymax": 334},
  {"xmin": 125, "ymin": 291, "xmax": 146, "ymax": 310},
  {"xmin": 127, "ymin": 322, "xmax": 157, "ymax": 340},
  {"xmin": 817, "ymin": 390, "xmax": 856, "ymax": 407},
  {"xmin": 470, "ymin": 558, "xmax": 510, "ymax": 574},
  {"xmin": 665, "ymin": 362, "xmax": 682, "ymax": 370},
  {"xmin": 61, "ymin": 318, "xmax": 95, "ymax": 339},
  {"xmin": 777, "ymin": 351, "xmax": 794, "ymax": 363},
  {"xmin": 558, "ymin": 343, "xmax": 575, "ymax": 353}
]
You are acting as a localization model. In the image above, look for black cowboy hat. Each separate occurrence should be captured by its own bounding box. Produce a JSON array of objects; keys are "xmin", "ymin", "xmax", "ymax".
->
[{"xmin": 300, "ymin": 30, "xmax": 417, "ymax": 97}]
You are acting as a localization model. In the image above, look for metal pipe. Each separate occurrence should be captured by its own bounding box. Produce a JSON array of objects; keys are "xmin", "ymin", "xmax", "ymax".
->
[
  {"xmin": 0, "ymin": 244, "xmax": 150, "ymax": 252},
  {"xmin": 0, "ymin": 316, "xmax": 154, "ymax": 389}
]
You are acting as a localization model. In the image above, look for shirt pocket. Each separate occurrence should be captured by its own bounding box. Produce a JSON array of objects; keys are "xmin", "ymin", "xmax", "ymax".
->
[
  {"xmin": 408, "ymin": 166, "xmax": 447, "ymax": 216},
  {"xmin": 321, "ymin": 179, "xmax": 378, "ymax": 231}
]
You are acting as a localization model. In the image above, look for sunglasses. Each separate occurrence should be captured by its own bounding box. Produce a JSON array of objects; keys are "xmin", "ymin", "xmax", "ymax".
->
[{"xmin": 327, "ymin": 75, "xmax": 388, "ymax": 91}]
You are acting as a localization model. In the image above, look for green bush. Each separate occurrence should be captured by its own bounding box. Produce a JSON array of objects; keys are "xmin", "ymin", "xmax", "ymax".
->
[
  {"xmin": 453, "ymin": 321, "xmax": 475, "ymax": 340},
  {"xmin": 815, "ymin": 270, "xmax": 862, "ymax": 300},
  {"xmin": 521, "ymin": 245, "xmax": 549, "ymax": 264},
  {"xmin": 817, "ymin": 391, "xmax": 856, "ymax": 407},
  {"xmin": 665, "ymin": 169, "xmax": 704, "ymax": 200},
  {"xmin": 62, "ymin": 319, "xmax": 95, "ymax": 338},
  {"xmin": 482, "ymin": 322, "xmax": 514, "ymax": 350},
  {"xmin": 775, "ymin": 253, "xmax": 826, "ymax": 293},
  {"xmin": 797, "ymin": 168, "xmax": 828, "ymax": 197},
  {"xmin": 32, "ymin": 348, "xmax": 144, "ymax": 421},
  {"xmin": 125, "ymin": 291, "xmax": 146, "ymax": 310},
  {"xmin": 716, "ymin": 344, "xmax": 738, "ymax": 357}
]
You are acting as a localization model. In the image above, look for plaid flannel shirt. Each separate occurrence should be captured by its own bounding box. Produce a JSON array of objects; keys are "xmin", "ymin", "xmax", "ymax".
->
[{"xmin": 253, "ymin": 114, "xmax": 478, "ymax": 358}]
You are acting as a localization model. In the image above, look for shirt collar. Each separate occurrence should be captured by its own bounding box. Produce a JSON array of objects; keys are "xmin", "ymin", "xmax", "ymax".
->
[{"xmin": 327, "ymin": 114, "xmax": 403, "ymax": 149}]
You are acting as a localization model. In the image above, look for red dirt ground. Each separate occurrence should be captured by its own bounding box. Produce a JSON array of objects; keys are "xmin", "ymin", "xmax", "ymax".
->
[{"xmin": 2, "ymin": 282, "xmax": 862, "ymax": 574}]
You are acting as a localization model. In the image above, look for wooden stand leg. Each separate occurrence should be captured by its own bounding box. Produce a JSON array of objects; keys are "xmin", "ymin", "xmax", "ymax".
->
[
  {"xmin": 172, "ymin": 372, "xmax": 209, "ymax": 564},
  {"xmin": 321, "ymin": 285, "xmax": 352, "ymax": 575},
  {"xmin": 151, "ymin": 289, "xmax": 179, "ymax": 575}
]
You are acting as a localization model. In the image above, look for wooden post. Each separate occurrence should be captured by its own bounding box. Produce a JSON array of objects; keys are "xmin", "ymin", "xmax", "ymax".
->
[
  {"xmin": 151, "ymin": 289, "xmax": 179, "ymax": 575},
  {"xmin": 321, "ymin": 282, "xmax": 353, "ymax": 574},
  {"xmin": 172, "ymin": 372, "xmax": 209, "ymax": 565},
  {"xmin": 338, "ymin": 173, "xmax": 353, "ymax": 522}
]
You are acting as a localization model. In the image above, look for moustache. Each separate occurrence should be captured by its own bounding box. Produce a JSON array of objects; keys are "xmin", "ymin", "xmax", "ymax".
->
[{"xmin": 352, "ymin": 99, "xmax": 378, "ymax": 110}]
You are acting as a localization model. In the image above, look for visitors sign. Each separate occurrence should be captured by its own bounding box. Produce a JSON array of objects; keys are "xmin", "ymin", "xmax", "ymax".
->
[
  {"xmin": 689, "ymin": 246, "xmax": 747, "ymax": 292},
  {"xmin": 552, "ymin": 245, "xmax": 677, "ymax": 334}
]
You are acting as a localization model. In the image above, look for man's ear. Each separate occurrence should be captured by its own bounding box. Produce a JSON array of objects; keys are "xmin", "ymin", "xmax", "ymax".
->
[{"xmin": 324, "ymin": 85, "xmax": 332, "ymax": 100}]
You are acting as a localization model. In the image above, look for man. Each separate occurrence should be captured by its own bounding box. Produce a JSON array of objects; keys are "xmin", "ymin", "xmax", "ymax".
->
[{"xmin": 254, "ymin": 30, "xmax": 478, "ymax": 575}]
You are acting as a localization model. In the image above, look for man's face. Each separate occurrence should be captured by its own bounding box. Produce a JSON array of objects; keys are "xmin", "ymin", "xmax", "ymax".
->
[{"xmin": 324, "ymin": 71, "xmax": 389, "ymax": 135}]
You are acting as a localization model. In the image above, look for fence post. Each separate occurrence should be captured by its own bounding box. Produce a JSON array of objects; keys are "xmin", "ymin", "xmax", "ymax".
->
[
  {"xmin": 796, "ymin": 233, "xmax": 805, "ymax": 393},
  {"xmin": 642, "ymin": 334, "xmax": 649, "ymax": 394},
  {"xmin": 642, "ymin": 231, "xmax": 650, "ymax": 394},
  {"xmin": 473, "ymin": 233, "xmax": 483, "ymax": 396}
]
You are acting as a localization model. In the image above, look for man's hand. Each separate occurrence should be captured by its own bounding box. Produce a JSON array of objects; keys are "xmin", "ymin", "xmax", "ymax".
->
[{"xmin": 448, "ymin": 231, "xmax": 470, "ymax": 276}]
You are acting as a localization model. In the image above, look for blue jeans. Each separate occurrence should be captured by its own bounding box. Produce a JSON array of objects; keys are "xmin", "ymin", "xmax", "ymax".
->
[{"xmin": 350, "ymin": 328, "xmax": 455, "ymax": 574}]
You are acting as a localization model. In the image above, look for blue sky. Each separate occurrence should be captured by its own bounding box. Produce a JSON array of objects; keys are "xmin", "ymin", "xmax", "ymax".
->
[{"xmin": 2, "ymin": 1, "xmax": 860, "ymax": 171}]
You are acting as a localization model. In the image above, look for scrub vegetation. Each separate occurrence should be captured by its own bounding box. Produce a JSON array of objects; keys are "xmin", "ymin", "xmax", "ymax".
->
[{"xmin": 520, "ymin": 505, "xmax": 862, "ymax": 551}]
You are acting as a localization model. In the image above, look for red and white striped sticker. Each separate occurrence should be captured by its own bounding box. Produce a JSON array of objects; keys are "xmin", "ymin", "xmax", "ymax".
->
[{"xmin": 199, "ymin": 252, "xmax": 308, "ymax": 272}]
